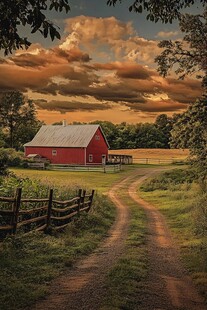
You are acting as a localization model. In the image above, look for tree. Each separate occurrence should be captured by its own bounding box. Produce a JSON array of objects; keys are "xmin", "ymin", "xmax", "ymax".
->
[
  {"xmin": 170, "ymin": 95, "xmax": 207, "ymax": 183},
  {"xmin": 0, "ymin": 0, "xmax": 70, "ymax": 55},
  {"xmin": 155, "ymin": 9, "xmax": 207, "ymax": 88},
  {"xmin": 155, "ymin": 114, "xmax": 173, "ymax": 148},
  {"xmin": 0, "ymin": 91, "xmax": 40, "ymax": 149},
  {"xmin": 107, "ymin": 0, "xmax": 206, "ymax": 23}
]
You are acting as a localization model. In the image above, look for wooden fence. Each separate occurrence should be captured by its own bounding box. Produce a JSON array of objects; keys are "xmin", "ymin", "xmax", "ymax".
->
[
  {"xmin": 0, "ymin": 188, "xmax": 94, "ymax": 239},
  {"xmin": 133, "ymin": 158, "xmax": 186, "ymax": 165},
  {"xmin": 49, "ymin": 164, "xmax": 122, "ymax": 173}
]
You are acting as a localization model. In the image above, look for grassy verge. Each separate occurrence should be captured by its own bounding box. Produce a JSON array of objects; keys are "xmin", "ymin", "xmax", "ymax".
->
[
  {"xmin": 0, "ymin": 193, "xmax": 116, "ymax": 310},
  {"xmin": 10, "ymin": 165, "xmax": 157, "ymax": 194},
  {"xmin": 139, "ymin": 169, "xmax": 207, "ymax": 303},
  {"xmin": 11, "ymin": 166, "xmax": 135, "ymax": 193},
  {"xmin": 101, "ymin": 183, "xmax": 148, "ymax": 310}
]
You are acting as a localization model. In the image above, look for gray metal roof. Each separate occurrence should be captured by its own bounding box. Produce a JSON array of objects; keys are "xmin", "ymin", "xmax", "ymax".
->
[{"xmin": 24, "ymin": 124, "xmax": 109, "ymax": 148}]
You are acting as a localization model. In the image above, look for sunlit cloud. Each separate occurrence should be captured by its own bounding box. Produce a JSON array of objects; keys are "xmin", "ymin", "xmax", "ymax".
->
[{"xmin": 0, "ymin": 15, "xmax": 202, "ymax": 123}]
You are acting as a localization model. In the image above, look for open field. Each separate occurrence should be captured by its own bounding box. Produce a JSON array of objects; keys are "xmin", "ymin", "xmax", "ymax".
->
[
  {"xmin": 11, "ymin": 165, "xmax": 138, "ymax": 194},
  {"xmin": 109, "ymin": 148, "xmax": 189, "ymax": 164}
]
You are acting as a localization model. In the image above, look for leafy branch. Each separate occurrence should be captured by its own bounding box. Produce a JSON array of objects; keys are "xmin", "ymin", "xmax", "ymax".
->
[{"xmin": 0, "ymin": 0, "xmax": 70, "ymax": 55}]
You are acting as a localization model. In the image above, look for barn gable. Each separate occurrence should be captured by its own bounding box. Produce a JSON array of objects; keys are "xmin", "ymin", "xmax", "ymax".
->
[{"xmin": 24, "ymin": 124, "xmax": 109, "ymax": 148}]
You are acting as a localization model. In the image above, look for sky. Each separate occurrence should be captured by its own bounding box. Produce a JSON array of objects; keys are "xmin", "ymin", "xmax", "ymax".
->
[{"xmin": 0, "ymin": 0, "xmax": 203, "ymax": 124}]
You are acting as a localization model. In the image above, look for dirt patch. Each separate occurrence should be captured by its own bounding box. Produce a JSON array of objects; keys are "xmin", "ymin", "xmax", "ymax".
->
[{"xmin": 129, "ymin": 174, "xmax": 207, "ymax": 310}]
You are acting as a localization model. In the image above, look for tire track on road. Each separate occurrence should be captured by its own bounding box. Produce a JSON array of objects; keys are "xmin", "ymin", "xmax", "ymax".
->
[
  {"xmin": 31, "ymin": 172, "xmax": 138, "ymax": 310},
  {"xmin": 128, "ymin": 175, "xmax": 206, "ymax": 310}
]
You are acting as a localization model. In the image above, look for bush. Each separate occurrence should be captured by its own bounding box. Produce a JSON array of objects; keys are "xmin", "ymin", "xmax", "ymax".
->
[
  {"xmin": 192, "ymin": 194, "xmax": 207, "ymax": 237},
  {"xmin": 140, "ymin": 169, "xmax": 196, "ymax": 192},
  {"xmin": 0, "ymin": 148, "xmax": 25, "ymax": 174},
  {"xmin": 0, "ymin": 148, "xmax": 9, "ymax": 175}
]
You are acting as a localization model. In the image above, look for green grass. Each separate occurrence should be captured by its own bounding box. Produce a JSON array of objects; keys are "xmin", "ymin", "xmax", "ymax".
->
[
  {"xmin": 0, "ymin": 164, "xmax": 145, "ymax": 309},
  {"xmin": 0, "ymin": 194, "xmax": 116, "ymax": 310},
  {"xmin": 139, "ymin": 172, "xmax": 207, "ymax": 303},
  {"xmin": 101, "ymin": 181, "xmax": 148, "ymax": 310},
  {"xmin": 11, "ymin": 166, "xmax": 137, "ymax": 194}
]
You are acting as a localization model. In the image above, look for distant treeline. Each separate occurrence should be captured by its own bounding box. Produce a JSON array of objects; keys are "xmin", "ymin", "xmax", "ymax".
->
[
  {"xmin": 54, "ymin": 114, "xmax": 179, "ymax": 150},
  {"xmin": 0, "ymin": 89, "xmax": 178, "ymax": 151}
]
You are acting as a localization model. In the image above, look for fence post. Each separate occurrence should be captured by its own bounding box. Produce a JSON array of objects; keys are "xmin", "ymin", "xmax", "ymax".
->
[
  {"xmin": 88, "ymin": 190, "xmax": 95, "ymax": 211},
  {"xmin": 77, "ymin": 189, "xmax": 82, "ymax": 216},
  {"xmin": 82, "ymin": 190, "xmax": 86, "ymax": 211},
  {"xmin": 12, "ymin": 188, "xmax": 22, "ymax": 235},
  {"xmin": 46, "ymin": 189, "xmax": 53, "ymax": 231}
]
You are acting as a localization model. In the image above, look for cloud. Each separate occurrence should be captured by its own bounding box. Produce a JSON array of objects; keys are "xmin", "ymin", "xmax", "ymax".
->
[
  {"xmin": 156, "ymin": 31, "xmax": 179, "ymax": 38},
  {"xmin": 35, "ymin": 99, "xmax": 111, "ymax": 112},
  {"xmin": 63, "ymin": 16, "xmax": 134, "ymax": 44},
  {"xmin": 125, "ymin": 99, "xmax": 186, "ymax": 113},
  {"xmin": 0, "ymin": 16, "xmax": 202, "ymax": 119},
  {"xmin": 93, "ymin": 62, "xmax": 156, "ymax": 80}
]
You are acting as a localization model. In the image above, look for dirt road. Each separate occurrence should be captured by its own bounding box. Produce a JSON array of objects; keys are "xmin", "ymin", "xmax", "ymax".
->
[
  {"xmin": 31, "ymin": 168, "xmax": 206, "ymax": 310},
  {"xmin": 129, "ymin": 174, "xmax": 206, "ymax": 310}
]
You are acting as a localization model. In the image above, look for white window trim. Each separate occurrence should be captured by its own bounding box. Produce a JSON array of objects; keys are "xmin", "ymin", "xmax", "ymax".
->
[
  {"xmin": 52, "ymin": 149, "xmax": 57, "ymax": 156},
  {"xmin": 89, "ymin": 154, "xmax": 93, "ymax": 162}
]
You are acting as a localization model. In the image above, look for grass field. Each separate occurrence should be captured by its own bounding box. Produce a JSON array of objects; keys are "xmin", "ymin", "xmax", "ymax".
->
[
  {"xmin": 109, "ymin": 148, "xmax": 189, "ymax": 164},
  {"xmin": 11, "ymin": 165, "xmax": 141, "ymax": 194}
]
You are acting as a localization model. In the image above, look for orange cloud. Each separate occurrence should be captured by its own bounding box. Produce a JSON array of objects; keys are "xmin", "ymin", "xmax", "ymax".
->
[{"xmin": 0, "ymin": 16, "xmax": 202, "ymax": 123}]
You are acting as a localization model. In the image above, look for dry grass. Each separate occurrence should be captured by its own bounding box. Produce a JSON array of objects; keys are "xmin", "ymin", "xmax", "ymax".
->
[
  {"xmin": 109, "ymin": 148, "xmax": 189, "ymax": 159},
  {"xmin": 109, "ymin": 148, "xmax": 189, "ymax": 164}
]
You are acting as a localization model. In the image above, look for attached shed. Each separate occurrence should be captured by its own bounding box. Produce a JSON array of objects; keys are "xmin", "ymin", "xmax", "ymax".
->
[{"xmin": 24, "ymin": 124, "xmax": 109, "ymax": 165}]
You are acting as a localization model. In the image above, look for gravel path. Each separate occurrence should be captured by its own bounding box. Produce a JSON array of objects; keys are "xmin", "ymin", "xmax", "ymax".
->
[{"xmin": 30, "ymin": 168, "xmax": 206, "ymax": 310}]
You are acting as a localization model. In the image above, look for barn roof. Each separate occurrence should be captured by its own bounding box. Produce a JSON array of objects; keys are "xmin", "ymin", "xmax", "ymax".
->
[{"xmin": 24, "ymin": 124, "xmax": 109, "ymax": 148}]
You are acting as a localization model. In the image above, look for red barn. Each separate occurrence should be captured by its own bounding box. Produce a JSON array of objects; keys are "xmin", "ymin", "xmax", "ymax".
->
[{"xmin": 24, "ymin": 124, "xmax": 109, "ymax": 165}]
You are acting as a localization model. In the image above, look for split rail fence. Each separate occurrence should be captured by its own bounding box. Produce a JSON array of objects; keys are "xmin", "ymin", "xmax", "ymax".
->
[{"xmin": 0, "ymin": 188, "xmax": 94, "ymax": 240}]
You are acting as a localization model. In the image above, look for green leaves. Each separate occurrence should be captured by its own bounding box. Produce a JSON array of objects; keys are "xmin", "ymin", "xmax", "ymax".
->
[
  {"xmin": 0, "ymin": 0, "xmax": 70, "ymax": 55},
  {"xmin": 171, "ymin": 96, "xmax": 207, "ymax": 179},
  {"xmin": 107, "ymin": 0, "xmax": 206, "ymax": 24},
  {"xmin": 0, "ymin": 91, "xmax": 40, "ymax": 149}
]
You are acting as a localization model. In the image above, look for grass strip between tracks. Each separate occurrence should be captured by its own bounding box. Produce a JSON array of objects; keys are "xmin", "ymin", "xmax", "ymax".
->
[{"xmin": 102, "ymin": 182, "xmax": 148, "ymax": 310}]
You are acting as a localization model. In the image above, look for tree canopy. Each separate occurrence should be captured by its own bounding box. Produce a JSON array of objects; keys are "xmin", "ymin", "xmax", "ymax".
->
[
  {"xmin": 0, "ymin": 0, "xmax": 70, "ymax": 55},
  {"xmin": 107, "ymin": 0, "xmax": 206, "ymax": 23},
  {"xmin": 0, "ymin": 91, "xmax": 42, "ymax": 149},
  {"xmin": 155, "ymin": 8, "xmax": 207, "ymax": 88},
  {"xmin": 171, "ymin": 95, "xmax": 207, "ymax": 181}
]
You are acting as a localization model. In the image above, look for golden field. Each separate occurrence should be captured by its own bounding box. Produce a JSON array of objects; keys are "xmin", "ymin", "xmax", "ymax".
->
[{"xmin": 109, "ymin": 148, "xmax": 189, "ymax": 164}]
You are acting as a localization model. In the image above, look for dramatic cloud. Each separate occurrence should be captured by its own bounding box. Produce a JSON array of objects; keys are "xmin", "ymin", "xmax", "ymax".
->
[
  {"xmin": 0, "ymin": 15, "xmax": 202, "ymax": 122},
  {"xmin": 35, "ymin": 99, "xmax": 111, "ymax": 113}
]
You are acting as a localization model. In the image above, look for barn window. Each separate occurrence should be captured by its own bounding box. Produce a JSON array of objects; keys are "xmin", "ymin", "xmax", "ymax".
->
[
  {"xmin": 89, "ymin": 154, "xmax": 93, "ymax": 162},
  {"xmin": 52, "ymin": 150, "xmax": 57, "ymax": 156},
  {"xmin": 95, "ymin": 135, "xmax": 100, "ymax": 140}
]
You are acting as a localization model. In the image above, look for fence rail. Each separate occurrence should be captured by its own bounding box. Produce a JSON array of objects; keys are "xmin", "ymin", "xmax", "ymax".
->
[
  {"xmin": 0, "ymin": 188, "xmax": 94, "ymax": 239},
  {"xmin": 133, "ymin": 158, "xmax": 186, "ymax": 164},
  {"xmin": 49, "ymin": 164, "xmax": 122, "ymax": 173}
]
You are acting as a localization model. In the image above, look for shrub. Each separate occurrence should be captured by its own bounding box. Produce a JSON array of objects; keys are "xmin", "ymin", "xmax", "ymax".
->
[
  {"xmin": 0, "ymin": 148, "xmax": 9, "ymax": 175},
  {"xmin": 140, "ymin": 169, "xmax": 196, "ymax": 192},
  {"xmin": 192, "ymin": 194, "xmax": 207, "ymax": 237}
]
